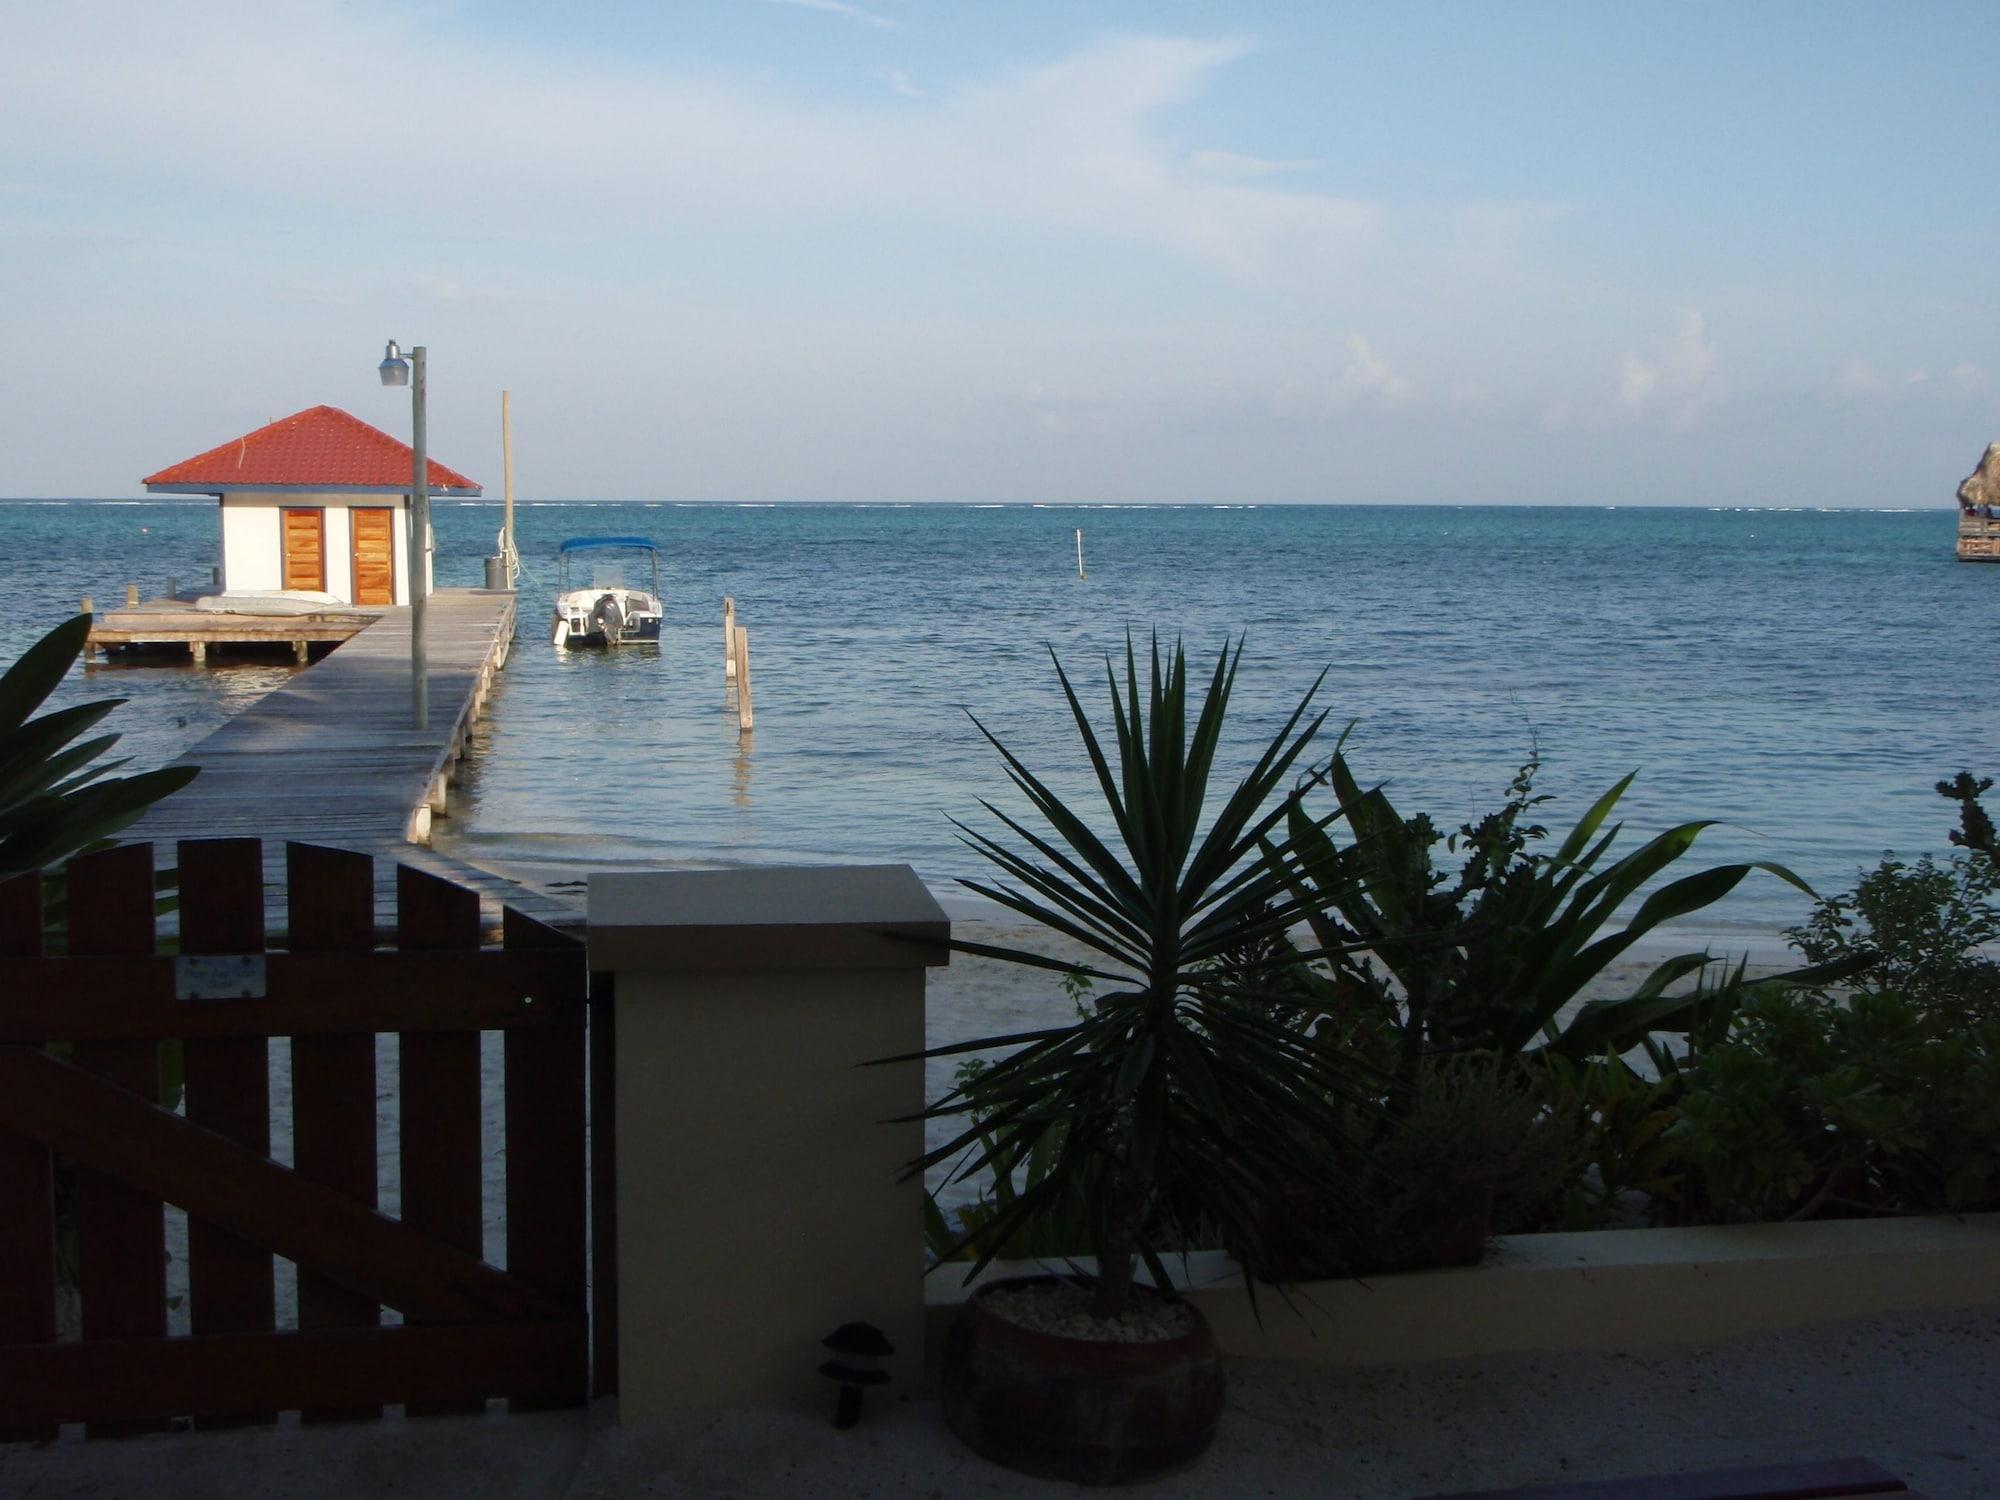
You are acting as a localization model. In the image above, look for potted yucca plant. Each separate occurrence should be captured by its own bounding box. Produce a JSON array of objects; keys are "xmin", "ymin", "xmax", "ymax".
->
[{"xmin": 910, "ymin": 635, "xmax": 1362, "ymax": 1485}]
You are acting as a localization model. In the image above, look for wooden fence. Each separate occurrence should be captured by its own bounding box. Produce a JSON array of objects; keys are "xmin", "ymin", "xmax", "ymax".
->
[{"xmin": 0, "ymin": 839, "xmax": 605, "ymax": 1435}]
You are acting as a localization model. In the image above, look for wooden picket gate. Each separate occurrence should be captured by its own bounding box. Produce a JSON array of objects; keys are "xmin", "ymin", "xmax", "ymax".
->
[{"xmin": 0, "ymin": 839, "xmax": 604, "ymax": 1435}]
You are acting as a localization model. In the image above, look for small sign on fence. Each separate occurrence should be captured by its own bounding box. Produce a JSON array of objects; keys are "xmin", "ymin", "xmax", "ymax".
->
[{"xmin": 174, "ymin": 953, "xmax": 268, "ymax": 1001}]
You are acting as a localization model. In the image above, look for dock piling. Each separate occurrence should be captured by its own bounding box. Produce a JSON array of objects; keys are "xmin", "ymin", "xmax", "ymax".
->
[
  {"xmin": 125, "ymin": 584, "xmax": 140, "ymax": 607},
  {"xmin": 723, "ymin": 597, "xmax": 737, "ymax": 681},
  {"xmin": 733, "ymin": 627, "xmax": 753, "ymax": 734}
]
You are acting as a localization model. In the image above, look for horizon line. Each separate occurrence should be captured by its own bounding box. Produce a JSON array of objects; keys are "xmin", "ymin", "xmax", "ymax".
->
[{"xmin": 0, "ymin": 496, "xmax": 1953, "ymax": 513}]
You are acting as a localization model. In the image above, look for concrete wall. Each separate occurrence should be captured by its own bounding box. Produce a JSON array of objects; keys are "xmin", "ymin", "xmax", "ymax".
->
[
  {"xmin": 928, "ymin": 1215, "xmax": 2000, "ymax": 1368},
  {"xmin": 218, "ymin": 490, "xmax": 419, "ymax": 604},
  {"xmin": 590, "ymin": 866, "xmax": 949, "ymax": 1419},
  {"xmin": 586, "ymin": 861, "xmax": 1999, "ymax": 1416}
]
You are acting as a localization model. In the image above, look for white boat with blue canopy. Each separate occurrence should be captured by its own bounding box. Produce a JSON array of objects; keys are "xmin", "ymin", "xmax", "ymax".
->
[{"xmin": 551, "ymin": 536, "xmax": 664, "ymax": 647}]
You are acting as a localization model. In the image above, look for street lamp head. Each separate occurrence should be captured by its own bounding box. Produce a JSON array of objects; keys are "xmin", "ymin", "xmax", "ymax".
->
[{"xmin": 378, "ymin": 340, "xmax": 410, "ymax": 387}]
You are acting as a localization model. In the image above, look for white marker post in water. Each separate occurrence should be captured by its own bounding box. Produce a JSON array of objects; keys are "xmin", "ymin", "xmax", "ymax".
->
[{"xmin": 1076, "ymin": 528, "xmax": 1086, "ymax": 579}]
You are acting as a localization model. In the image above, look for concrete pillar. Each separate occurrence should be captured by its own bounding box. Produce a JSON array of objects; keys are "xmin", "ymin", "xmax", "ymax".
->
[{"xmin": 588, "ymin": 866, "xmax": 949, "ymax": 1419}]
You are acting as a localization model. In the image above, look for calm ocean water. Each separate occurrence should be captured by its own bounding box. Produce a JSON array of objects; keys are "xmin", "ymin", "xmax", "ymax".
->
[{"xmin": 3, "ymin": 499, "xmax": 1992, "ymax": 934}]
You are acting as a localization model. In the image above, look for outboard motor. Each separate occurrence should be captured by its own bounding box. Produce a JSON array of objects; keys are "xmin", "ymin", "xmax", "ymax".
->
[{"xmin": 591, "ymin": 592, "xmax": 626, "ymax": 646}]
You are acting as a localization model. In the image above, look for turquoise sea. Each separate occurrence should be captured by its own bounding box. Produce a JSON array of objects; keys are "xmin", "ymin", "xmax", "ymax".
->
[{"xmin": 2, "ymin": 499, "xmax": 1992, "ymax": 933}]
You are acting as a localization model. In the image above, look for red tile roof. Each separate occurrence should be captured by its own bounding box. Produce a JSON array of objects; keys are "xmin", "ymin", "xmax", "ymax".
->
[{"xmin": 142, "ymin": 405, "xmax": 480, "ymax": 493}]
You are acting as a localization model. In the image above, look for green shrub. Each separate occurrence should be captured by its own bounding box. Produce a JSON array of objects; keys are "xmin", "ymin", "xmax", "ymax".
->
[
  {"xmin": 1271, "ymin": 747, "xmax": 1824, "ymax": 1071},
  {"xmin": 1669, "ymin": 987, "xmax": 2000, "ymax": 1221},
  {"xmin": 1251, "ymin": 1056, "xmax": 1587, "ymax": 1279},
  {"xmin": 1939, "ymin": 771, "xmax": 1998, "ymax": 864},
  {"xmin": 1544, "ymin": 1052, "xmax": 1686, "ymax": 1228},
  {"xmin": 1786, "ymin": 780, "xmax": 2000, "ymax": 1033}
]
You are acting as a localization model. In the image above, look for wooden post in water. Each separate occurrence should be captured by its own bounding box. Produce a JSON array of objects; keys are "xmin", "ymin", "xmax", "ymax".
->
[
  {"xmin": 733, "ymin": 628, "xmax": 753, "ymax": 734},
  {"xmin": 81, "ymin": 596, "xmax": 93, "ymax": 616},
  {"xmin": 723, "ymin": 597, "xmax": 737, "ymax": 682},
  {"xmin": 125, "ymin": 584, "xmax": 140, "ymax": 607},
  {"xmin": 1075, "ymin": 529, "xmax": 1086, "ymax": 579}
]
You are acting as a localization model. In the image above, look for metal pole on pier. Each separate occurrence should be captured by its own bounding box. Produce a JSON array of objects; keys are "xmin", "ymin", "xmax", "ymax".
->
[
  {"xmin": 501, "ymin": 389, "xmax": 516, "ymax": 581},
  {"xmin": 410, "ymin": 347, "xmax": 430, "ymax": 728},
  {"xmin": 377, "ymin": 338, "xmax": 429, "ymax": 729}
]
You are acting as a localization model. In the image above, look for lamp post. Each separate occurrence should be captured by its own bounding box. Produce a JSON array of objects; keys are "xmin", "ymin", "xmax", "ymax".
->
[{"xmin": 378, "ymin": 340, "xmax": 429, "ymax": 728}]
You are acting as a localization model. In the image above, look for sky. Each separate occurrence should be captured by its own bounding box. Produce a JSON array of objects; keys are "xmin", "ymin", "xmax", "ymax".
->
[{"xmin": 2, "ymin": 1, "xmax": 1996, "ymax": 504}]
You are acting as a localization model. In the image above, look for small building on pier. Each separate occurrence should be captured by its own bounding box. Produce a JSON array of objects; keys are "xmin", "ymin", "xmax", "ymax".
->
[
  {"xmin": 142, "ymin": 405, "xmax": 481, "ymax": 605},
  {"xmin": 1959, "ymin": 440, "xmax": 2000, "ymax": 563}
]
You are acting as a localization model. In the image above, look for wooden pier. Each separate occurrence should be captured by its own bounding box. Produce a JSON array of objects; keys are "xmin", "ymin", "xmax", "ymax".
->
[
  {"xmin": 84, "ymin": 592, "xmax": 380, "ymax": 664},
  {"xmin": 117, "ymin": 589, "xmax": 580, "ymax": 930},
  {"xmin": 1958, "ymin": 514, "xmax": 2000, "ymax": 562}
]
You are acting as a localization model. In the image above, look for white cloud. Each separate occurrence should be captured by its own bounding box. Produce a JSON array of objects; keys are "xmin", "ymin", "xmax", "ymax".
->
[
  {"xmin": 1270, "ymin": 334, "xmax": 1417, "ymax": 420},
  {"xmin": 936, "ymin": 35, "xmax": 1380, "ymax": 282},
  {"xmin": 1827, "ymin": 356, "xmax": 1890, "ymax": 401},
  {"xmin": 1339, "ymin": 335, "xmax": 1416, "ymax": 406},
  {"xmin": 417, "ymin": 276, "xmax": 509, "ymax": 306},
  {"xmin": 1008, "ymin": 383, "xmax": 1114, "ymax": 437},
  {"xmin": 1821, "ymin": 358, "xmax": 1984, "ymax": 406},
  {"xmin": 750, "ymin": 0, "xmax": 898, "ymax": 29},
  {"xmin": 881, "ymin": 67, "xmax": 926, "ymax": 99},
  {"xmin": 0, "ymin": 10, "xmax": 1380, "ymax": 290},
  {"xmin": 1188, "ymin": 149, "xmax": 1320, "ymax": 180},
  {"xmin": 1616, "ymin": 309, "xmax": 1724, "ymax": 431},
  {"xmin": 1615, "ymin": 354, "xmax": 1659, "ymax": 411}
]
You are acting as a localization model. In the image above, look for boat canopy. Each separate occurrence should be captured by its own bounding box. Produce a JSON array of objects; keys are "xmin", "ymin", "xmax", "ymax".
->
[{"xmin": 558, "ymin": 536, "xmax": 658, "ymax": 554}]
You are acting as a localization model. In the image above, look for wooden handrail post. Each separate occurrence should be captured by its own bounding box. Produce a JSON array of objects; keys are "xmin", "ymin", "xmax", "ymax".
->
[{"xmin": 733, "ymin": 627, "xmax": 753, "ymax": 734}]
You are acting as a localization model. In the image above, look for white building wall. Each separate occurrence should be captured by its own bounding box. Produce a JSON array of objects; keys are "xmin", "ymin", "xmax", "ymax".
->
[
  {"xmin": 220, "ymin": 499, "xmax": 282, "ymax": 593},
  {"xmin": 323, "ymin": 504, "xmax": 351, "ymax": 598},
  {"xmin": 219, "ymin": 490, "xmax": 414, "ymax": 605}
]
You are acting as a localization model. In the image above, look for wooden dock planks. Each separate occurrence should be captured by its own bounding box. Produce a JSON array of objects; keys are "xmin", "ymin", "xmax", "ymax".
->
[{"xmin": 119, "ymin": 590, "xmax": 581, "ymax": 931}]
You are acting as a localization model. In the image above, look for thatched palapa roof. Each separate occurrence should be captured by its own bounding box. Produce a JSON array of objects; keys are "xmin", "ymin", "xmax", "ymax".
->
[{"xmin": 1959, "ymin": 442, "xmax": 2000, "ymax": 509}]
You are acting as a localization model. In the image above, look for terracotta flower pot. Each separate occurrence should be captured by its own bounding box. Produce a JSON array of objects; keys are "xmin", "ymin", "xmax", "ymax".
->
[{"xmin": 939, "ymin": 1275, "xmax": 1225, "ymax": 1486}]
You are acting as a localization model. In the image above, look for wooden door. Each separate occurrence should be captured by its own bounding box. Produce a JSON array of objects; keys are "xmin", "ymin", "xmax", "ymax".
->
[
  {"xmin": 350, "ymin": 508, "xmax": 395, "ymax": 605},
  {"xmin": 282, "ymin": 509, "xmax": 325, "ymax": 593}
]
